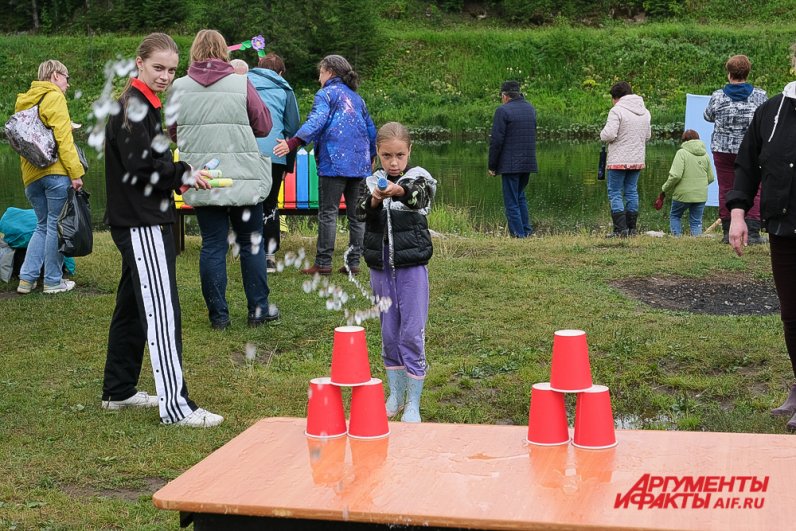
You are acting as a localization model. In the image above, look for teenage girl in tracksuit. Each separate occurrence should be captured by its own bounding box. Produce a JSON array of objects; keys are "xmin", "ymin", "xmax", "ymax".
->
[
  {"xmin": 357, "ymin": 122, "xmax": 437, "ymax": 423},
  {"xmin": 102, "ymin": 33, "xmax": 222, "ymax": 427}
]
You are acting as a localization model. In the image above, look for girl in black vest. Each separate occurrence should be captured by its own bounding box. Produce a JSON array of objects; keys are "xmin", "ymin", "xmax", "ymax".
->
[{"xmin": 356, "ymin": 122, "xmax": 437, "ymax": 422}]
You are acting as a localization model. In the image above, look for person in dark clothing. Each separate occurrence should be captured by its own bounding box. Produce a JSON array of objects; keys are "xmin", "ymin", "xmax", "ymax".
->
[
  {"xmin": 488, "ymin": 80, "xmax": 537, "ymax": 238},
  {"xmin": 728, "ymin": 62, "xmax": 796, "ymax": 432},
  {"xmin": 102, "ymin": 33, "xmax": 223, "ymax": 428},
  {"xmin": 356, "ymin": 122, "xmax": 437, "ymax": 423}
]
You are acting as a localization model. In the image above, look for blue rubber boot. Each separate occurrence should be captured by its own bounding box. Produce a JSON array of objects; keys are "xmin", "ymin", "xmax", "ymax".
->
[
  {"xmin": 385, "ymin": 370, "xmax": 407, "ymax": 417},
  {"xmin": 401, "ymin": 377, "xmax": 425, "ymax": 423}
]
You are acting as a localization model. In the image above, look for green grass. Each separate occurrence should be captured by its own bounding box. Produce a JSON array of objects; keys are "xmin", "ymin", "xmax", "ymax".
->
[
  {"xmin": 4, "ymin": 22, "xmax": 796, "ymax": 139},
  {"xmin": 0, "ymin": 220, "xmax": 792, "ymax": 527}
]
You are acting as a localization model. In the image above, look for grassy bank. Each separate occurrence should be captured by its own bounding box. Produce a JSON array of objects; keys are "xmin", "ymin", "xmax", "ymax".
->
[
  {"xmin": 2, "ymin": 22, "xmax": 796, "ymax": 138},
  {"xmin": 0, "ymin": 226, "xmax": 790, "ymax": 527}
]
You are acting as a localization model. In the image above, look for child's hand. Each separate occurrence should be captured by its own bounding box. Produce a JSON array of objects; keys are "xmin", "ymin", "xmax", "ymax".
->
[{"xmin": 374, "ymin": 181, "xmax": 404, "ymax": 199}]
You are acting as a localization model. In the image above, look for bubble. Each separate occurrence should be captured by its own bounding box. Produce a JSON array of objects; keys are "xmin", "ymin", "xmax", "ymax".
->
[
  {"xmin": 121, "ymin": 173, "xmax": 130, "ymax": 184},
  {"xmin": 125, "ymin": 97, "xmax": 148, "ymax": 122},
  {"xmin": 151, "ymin": 133, "xmax": 171, "ymax": 153},
  {"xmin": 131, "ymin": 176, "xmax": 138, "ymax": 186},
  {"xmin": 326, "ymin": 299, "xmax": 334, "ymax": 311},
  {"xmin": 232, "ymin": 243, "xmax": 241, "ymax": 257},
  {"xmin": 227, "ymin": 232, "xmax": 236, "ymax": 246},
  {"xmin": 269, "ymin": 303, "xmax": 278, "ymax": 316},
  {"xmin": 141, "ymin": 149, "xmax": 149, "ymax": 160},
  {"xmin": 302, "ymin": 280, "xmax": 313, "ymax": 293},
  {"xmin": 242, "ymin": 209, "xmax": 251, "ymax": 222},
  {"xmin": 74, "ymin": 90, "xmax": 83, "ymax": 99},
  {"xmin": 150, "ymin": 172, "xmax": 160, "ymax": 185},
  {"xmin": 245, "ymin": 343, "xmax": 257, "ymax": 362},
  {"xmin": 144, "ymin": 184, "xmax": 153, "ymax": 197},
  {"xmin": 252, "ymin": 245, "xmax": 260, "ymax": 255},
  {"xmin": 160, "ymin": 199, "xmax": 170, "ymax": 212},
  {"xmin": 254, "ymin": 307, "xmax": 263, "ymax": 319},
  {"xmin": 267, "ymin": 238, "xmax": 277, "ymax": 254},
  {"xmin": 113, "ymin": 59, "xmax": 136, "ymax": 77},
  {"xmin": 276, "ymin": 261, "xmax": 285, "ymax": 272},
  {"xmin": 251, "ymin": 233, "xmax": 262, "ymax": 246},
  {"xmin": 284, "ymin": 252, "xmax": 296, "ymax": 267}
]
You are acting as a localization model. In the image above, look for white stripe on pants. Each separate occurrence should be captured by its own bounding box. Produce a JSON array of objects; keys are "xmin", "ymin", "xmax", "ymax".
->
[{"xmin": 129, "ymin": 226, "xmax": 193, "ymax": 423}]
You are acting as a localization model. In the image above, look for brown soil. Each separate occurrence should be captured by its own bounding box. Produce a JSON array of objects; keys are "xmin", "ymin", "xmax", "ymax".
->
[{"xmin": 612, "ymin": 274, "xmax": 779, "ymax": 315}]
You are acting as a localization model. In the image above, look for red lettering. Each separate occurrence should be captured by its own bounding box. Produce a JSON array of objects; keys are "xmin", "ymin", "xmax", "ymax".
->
[
  {"xmin": 754, "ymin": 498, "xmax": 765, "ymax": 509},
  {"xmin": 750, "ymin": 477, "xmax": 769, "ymax": 492},
  {"xmin": 713, "ymin": 497, "xmax": 725, "ymax": 508},
  {"xmin": 718, "ymin": 476, "xmax": 735, "ymax": 492},
  {"xmin": 703, "ymin": 477, "xmax": 719, "ymax": 492},
  {"xmin": 692, "ymin": 493, "xmax": 711, "ymax": 509}
]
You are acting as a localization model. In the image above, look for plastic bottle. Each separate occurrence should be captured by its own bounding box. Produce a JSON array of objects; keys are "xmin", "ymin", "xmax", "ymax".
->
[
  {"xmin": 204, "ymin": 158, "xmax": 220, "ymax": 170},
  {"xmin": 377, "ymin": 176, "xmax": 389, "ymax": 191}
]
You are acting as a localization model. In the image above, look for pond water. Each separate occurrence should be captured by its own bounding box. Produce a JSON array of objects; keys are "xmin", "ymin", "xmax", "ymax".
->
[{"xmin": 0, "ymin": 140, "xmax": 717, "ymax": 234}]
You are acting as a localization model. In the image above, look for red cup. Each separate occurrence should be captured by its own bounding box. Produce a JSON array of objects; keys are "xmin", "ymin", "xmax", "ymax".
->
[
  {"xmin": 573, "ymin": 385, "xmax": 617, "ymax": 449},
  {"xmin": 348, "ymin": 378, "xmax": 390, "ymax": 439},
  {"xmin": 549, "ymin": 329, "xmax": 593, "ymax": 392},
  {"xmin": 307, "ymin": 436, "xmax": 347, "ymax": 485},
  {"xmin": 305, "ymin": 377, "xmax": 347, "ymax": 438},
  {"xmin": 330, "ymin": 326, "xmax": 372, "ymax": 386},
  {"xmin": 527, "ymin": 382, "xmax": 570, "ymax": 446}
]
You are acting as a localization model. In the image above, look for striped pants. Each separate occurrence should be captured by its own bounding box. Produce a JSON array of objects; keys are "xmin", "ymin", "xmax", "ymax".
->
[{"xmin": 103, "ymin": 225, "xmax": 196, "ymax": 424}]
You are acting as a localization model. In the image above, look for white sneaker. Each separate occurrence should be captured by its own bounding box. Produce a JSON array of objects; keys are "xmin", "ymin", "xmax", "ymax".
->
[
  {"xmin": 174, "ymin": 407, "xmax": 224, "ymax": 428},
  {"xmin": 17, "ymin": 279, "xmax": 37, "ymax": 294},
  {"xmin": 102, "ymin": 391, "xmax": 159, "ymax": 410},
  {"xmin": 43, "ymin": 279, "xmax": 75, "ymax": 294}
]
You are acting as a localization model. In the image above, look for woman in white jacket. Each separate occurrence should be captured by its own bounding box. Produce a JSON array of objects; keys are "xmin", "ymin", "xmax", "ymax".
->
[{"xmin": 600, "ymin": 81, "xmax": 651, "ymax": 237}]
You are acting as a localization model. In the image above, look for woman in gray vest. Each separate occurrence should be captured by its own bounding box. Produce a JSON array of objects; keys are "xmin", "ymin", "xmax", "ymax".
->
[{"xmin": 170, "ymin": 29, "xmax": 277, "ymax": 329}]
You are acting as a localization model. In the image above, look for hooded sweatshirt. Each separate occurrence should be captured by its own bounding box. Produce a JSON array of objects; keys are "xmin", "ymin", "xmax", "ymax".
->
[
  {"xmin": 14, "ymin": 81, "xmax": 84, "ymax": 186},
  {"xmin": 599, "ymin": 94, "xmax": 652, "ymax": 169},
  {"xmin": 727, "ymin": 81, "xmax": 796, "ymax": 235},
  {"xmin": 661, "ymin": 139, "xmax": 715, "ymax": 203}
]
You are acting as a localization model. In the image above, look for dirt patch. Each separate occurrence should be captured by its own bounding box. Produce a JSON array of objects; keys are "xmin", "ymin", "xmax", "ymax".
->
[
  {"xmin": 612, "ymin": 275, "xmax": 779, "ymax": 315},
  {"xmin": 63, "ymin": 477, "xmax": 167, "ymax": 502}
]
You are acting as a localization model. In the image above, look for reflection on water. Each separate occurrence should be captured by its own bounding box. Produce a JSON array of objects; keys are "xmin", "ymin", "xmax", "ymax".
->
[{"xmin": 0, "ymin": 141, "xmax": 717, "ymax": 233}]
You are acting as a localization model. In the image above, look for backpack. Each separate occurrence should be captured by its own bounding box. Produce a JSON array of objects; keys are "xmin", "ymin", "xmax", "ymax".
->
[{"xmin": 4, "ymin": 93, "xmax": 58, "ymax": 168}]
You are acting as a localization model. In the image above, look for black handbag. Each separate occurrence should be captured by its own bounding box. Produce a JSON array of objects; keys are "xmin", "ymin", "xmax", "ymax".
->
[
  {"xmin": 57, "ymin": 188, "xmax": 93, "ymax": 257},
  {"xmin": 597, "ymin": 145, "xmax": 607, "ymax": 181}
]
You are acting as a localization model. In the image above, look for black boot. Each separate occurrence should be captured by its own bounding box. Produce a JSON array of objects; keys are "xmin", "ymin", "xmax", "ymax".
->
[
  {"xmin": 746, "ymin": 219, "xmax": 765, "ymax": 245},
  {"xmin": 607, "ymin": 211, "xmax": 628, "ymax": 238},
  {"xmin": 772, "ymin": 384, "xmax": 796, "ymax": 417},
  {"xmin": 626, "ymin": 210, "xmax": 638, "ymax": 236},
  {"xmin": 721, "ymin": 219, "xmax": 730, "ymax": 244}
]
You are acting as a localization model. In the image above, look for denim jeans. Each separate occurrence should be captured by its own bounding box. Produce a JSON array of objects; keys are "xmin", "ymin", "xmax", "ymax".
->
[
  {"xmin": 20, "ymin": 174, "xmax": 70, "ymax": 286},
  {"xmin": 501, "ymin": 173, "xmax": 533, "ymax": 237},
  {"xmin": 316, "ymin": 176, "xmax": 365, "ymax": 267},
  {"xmin": 607, "ymin": 169, "xmax": 641, "ymax": 214},
  {"xmin": 195, "ymin": 203, "xmax": 269, "ymax": 325},
  {"xmin": 669, "ymin": 200, "xmax": 705, "ymax": 236}
]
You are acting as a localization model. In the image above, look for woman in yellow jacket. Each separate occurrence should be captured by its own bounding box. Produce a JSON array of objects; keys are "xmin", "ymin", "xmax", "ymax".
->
[{"xmin": 15, "ymin": 60, "xmax": 84, "ymax": 295}]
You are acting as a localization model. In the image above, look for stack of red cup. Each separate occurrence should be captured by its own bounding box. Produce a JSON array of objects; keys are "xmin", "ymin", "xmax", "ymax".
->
[
  {"xmin": 526, "ymin": 330, "xmax": 617, "ymax": 449},
  {"xmin": 305, "ymin": 325, "xmax": 390, "ymax": 440}
]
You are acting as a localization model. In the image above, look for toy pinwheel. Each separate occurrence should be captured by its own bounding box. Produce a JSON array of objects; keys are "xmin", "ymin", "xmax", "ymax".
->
[{"xmin": 228, "ymin": 35, "xmax": 267, "ymax": 57}]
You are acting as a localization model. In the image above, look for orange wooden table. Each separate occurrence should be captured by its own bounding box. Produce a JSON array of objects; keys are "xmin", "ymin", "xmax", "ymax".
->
[{"xmin": 153, "ymin": 417, "xmax": 796, "ymax": 530}]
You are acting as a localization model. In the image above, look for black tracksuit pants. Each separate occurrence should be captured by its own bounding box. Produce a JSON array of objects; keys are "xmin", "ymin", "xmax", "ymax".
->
[{"xmin": 103, "ymin": 225, "xmax": 196, "ymax": 423}]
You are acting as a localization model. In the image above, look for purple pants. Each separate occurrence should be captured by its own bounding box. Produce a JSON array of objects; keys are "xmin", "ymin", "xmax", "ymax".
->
[
  {"xmin": 714, "ymin": 151, "xmax": 760, "ymax": 221},
  {"xmin": 369, "ymin": 251, "xmax": 429, "ymax": 378}
]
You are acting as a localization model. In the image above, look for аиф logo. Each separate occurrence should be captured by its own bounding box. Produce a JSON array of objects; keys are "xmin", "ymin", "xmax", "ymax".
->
[{"xmin": 615, "ymin": 474, "xmax": 768, "ymax": 510}]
